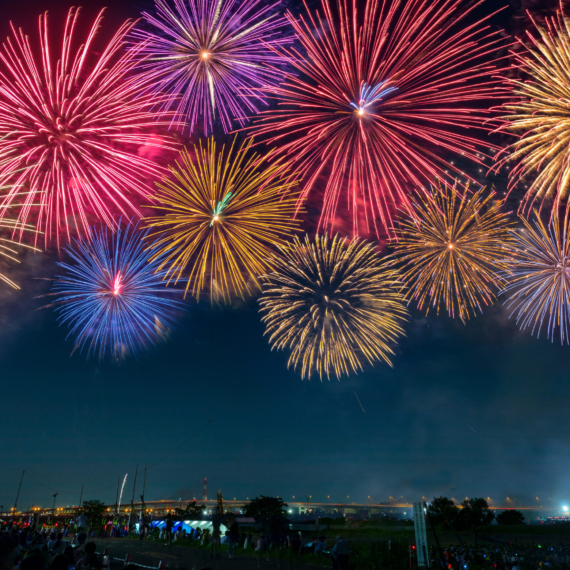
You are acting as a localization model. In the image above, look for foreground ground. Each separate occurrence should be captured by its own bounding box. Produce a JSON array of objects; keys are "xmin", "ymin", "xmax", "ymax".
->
[{"xmin": 94, "ymin": 537, "xmax": 322, "ymax": 570}]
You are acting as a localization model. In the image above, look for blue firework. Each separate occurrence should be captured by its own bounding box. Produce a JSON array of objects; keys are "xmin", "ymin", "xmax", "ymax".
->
[
  {"xmin": 50, "ymin": 220, "xmax": 183, "ymax": 359},
  {"xmin": 349, "ymin": 81, "xmax": 397, "ymax": 115},
  {"xmin": 502, "ymin": 210, "xmax": 570, "ymax": 344}
]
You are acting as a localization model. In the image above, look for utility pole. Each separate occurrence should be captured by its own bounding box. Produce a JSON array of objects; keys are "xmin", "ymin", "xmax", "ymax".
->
[
  {"xmin": 79, "ymin": 486, "xmax": 84, "ymax": 508},
  {"xmin": 141, "ymin": 467, "xmax": 146, "ymax": 502},
  {"xmin": 52, "ymin": 493, "xmax": 58, "ymax": 516},
  {"xmin": 13, "ymin": 470, "xmax": 25, "ymax": 515},
  {"xmin": 129, "ymin": 466, "xmax": 138, "ymax": 530},
  {"xmin": 130, "ymin": 466, "xmax": 138, "ymax": 505}
]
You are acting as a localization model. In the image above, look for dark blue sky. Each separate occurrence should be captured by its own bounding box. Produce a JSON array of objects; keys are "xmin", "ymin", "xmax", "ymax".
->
[
  {"xmin": 2, "ymin": 250, "xmax": 570, "ymax": 510},
  {"xmin": 1, "ymin": 0, "xmax": 569, "ymax": 513}
]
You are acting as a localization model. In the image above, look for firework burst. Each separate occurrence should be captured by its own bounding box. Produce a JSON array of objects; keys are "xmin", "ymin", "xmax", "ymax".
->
[
  {"xmin": 494, "ymin": 7, "xmax": 570, "ymax": 211},
  {"xmin": 248, "ymin": 0, "xmax": 508, "ymax": 236},
  {"xmin": 145, "ymin": 137, "xmax": 300, "ymax": 302},
  {"xmin": 502, "ymin": 210, "xmax": 570, "ymax": 343},
  {"xmin": 259, "ymin": 234, "xmax": 408, "ymax": 380},
  {"xmin": 392, "ymin": 182, "xmax": 512, "ymax": 320},
  {"xmin": 0, "ymin": 8, "xmax": 176, "ymax": 248},
  {"xmin": 48, "ymin": 220, "xmax": 182, "ymax": 360},
  {"xmin": 132, "ymin": 0, "xmax": 289, "ymax": 134}
]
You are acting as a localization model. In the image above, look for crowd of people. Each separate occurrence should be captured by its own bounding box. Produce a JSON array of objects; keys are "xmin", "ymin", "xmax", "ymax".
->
[
  {"xmin": 433, "ymin": 544, "xmax": 570, "ymax": 570},
  {"xmin": 0, "ymin": 517, "xmax": 352, "ymax": 570},
  {"xmin": 147, "ymin": 524, "xmax": 349, "ymax": 569},
  {"xmin": 0, "ymin": 527, "xmax": 101, "ymax": 570}
]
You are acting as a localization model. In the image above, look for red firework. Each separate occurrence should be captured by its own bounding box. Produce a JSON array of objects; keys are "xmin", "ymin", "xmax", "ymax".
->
[
  {"xmin": 0, "ymin": 8, "xmax": 177, "ymax": 248},
  {"xmin": 249, "ymin": 0, "xmax": 508, "ymax": 236}
]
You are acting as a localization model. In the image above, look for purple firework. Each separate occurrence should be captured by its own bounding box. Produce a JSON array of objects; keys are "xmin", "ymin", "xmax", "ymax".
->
[{"xmin": 131, "ymin": 0, "xmax": 289, "ymax": 134}]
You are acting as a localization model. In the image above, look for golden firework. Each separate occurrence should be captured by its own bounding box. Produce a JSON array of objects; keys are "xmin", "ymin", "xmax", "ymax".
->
[
  {"xmin": 259, "ymin": 234, "xmax": 408, "ymax": 380},
  {"xmin": 392, "ymin": 182, "xmax": 512, "ymax": 320},
  {"xmin": 145, "ymin": 137, "xmax": 301, "ymax": 302},
  {"xmin": 0, "ymin": 218, "xmax": 39, "ymax": 288},
  {"xmin": 495, "ymin": 8, "xmax": 570, "ymax": 209}
]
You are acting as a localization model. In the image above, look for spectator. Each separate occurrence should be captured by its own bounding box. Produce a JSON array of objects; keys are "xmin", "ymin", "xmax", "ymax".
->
[
  {"xmin": 165, "ymin": 514, "xmax": 173, "ymax": 546},
  {"xmin": 19, "ymin": 552, "xmax": 46, "ymax": 570},
  {"xmin": 48, "ymin": 534, "xmax": 68, "ymax": 555},
  {"xmin": 62, "ymin": 546, "xmax": 75, "ymax": 568},
  {"xmin": 0, "ymin": 535, "xmax": 17, "ymax": 570},
  {"xmin": 202, "ymin": 528, "xmax": 210, "ymax": 546},
  {"xmin": 227, "ymin": 516, "xmax": 239, "ymax": 559},
  {"xmin": 255, "ymin": 534, "xmax": 266, "ymax": 567},
  {"xmin": 50, "ymin": 554, "xmax": 70, "ymax": 570},
  {"xmin": 314, "ymin": 536, "xmax": 327, "ymax": 555},
  {"xmin": 330, "ymin": 535, "xmax": 349, "ymax": 570},
  {"xmin": 288, "ymin": 532, "xmax": 301, "ymax": 554},
  {"xmin": 76, "ymin": 542, "xmax": 98, "ymax": 570},
  {"xmin": 243, "ymin": 534, "xmax": 253, "ymax": 550},
  {"xmin": 75, "ymin": 516, "xmax": 88, "ymax": 532}
]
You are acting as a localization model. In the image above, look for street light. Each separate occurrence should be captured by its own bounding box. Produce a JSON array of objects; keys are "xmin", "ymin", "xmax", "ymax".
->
[{"xmin": 52, "ymin": 494, "xmax": 58, "ymax": 516}]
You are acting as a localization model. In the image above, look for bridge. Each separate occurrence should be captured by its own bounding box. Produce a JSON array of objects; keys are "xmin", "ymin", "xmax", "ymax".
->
[{"xmin": 5, "ymin": 499, "xmax": 563, "ymax": 519}]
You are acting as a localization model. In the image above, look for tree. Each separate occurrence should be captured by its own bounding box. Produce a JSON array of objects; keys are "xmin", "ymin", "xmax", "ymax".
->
[
  {"xmin": 496, "ymin": 510, "xmax": 525, "ymax": 525},
  {"xmin": 80, "ymin": 500, "xmax": 106, "ymax": 526},
  {"xmin": 175, "ymin": 500, "xmax": 206, "ymax": 519},
  {"xmin": 427, "ymin": 497, "xmax": 460, "ymax": 528},
  {"xmin": 455, "ymin": 498, "xmax": 494, "ymax": 530},
  {"xmin": 244, "ymin": 496, "xmax": 288, "ymax": 522}
]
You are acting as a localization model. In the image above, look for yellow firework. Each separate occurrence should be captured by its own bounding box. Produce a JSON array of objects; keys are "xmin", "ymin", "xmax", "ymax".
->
[
  {"xmin": 495, "ymin": 8, "xmax": 570, "ymax": 209},
  {"xmin": 0, "ymin": 217, "xmax": 40, "ymax": 288},
  {"xmin": 392, "ymin": 182, "xmax": 512, "ymax": 320},
  {"xmin": 259, "ymin": 234, "xmax": 408, "ymax": 380},
  {"xmin": 145, "ymin": 137, "xmax": 301, "ymax": 302}
]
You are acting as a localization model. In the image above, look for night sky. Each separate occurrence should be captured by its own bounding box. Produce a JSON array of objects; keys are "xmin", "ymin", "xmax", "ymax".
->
[{"xmin": 1, "ymin": 0, "xmax": 569, "ymax": 513}]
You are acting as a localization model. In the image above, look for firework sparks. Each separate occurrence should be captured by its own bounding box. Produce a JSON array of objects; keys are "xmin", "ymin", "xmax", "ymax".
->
[
  {"xmin": 392, "ymin": 182, "xmax": 512, "ymax": 320},
  {"xmin": 494, "ymin": 6, "xmax": 570, "ymax": 211},
  {"xmin": 502, "ymin": 210, "xmax": 570, "ymax": 344},
  {"xmin": 131, "ymin": 0, "xmax": 289, "ymax": 134},
  {"xmin": 248, "ymin": 0, "xmax": 508, "ymax": 236},
  {"xmin": 0, "ymin": 8, "xmax": 176, "ymax": 248},
  {"xmin": 259, "ymin": 234, "xmax": 408, "ymax": 380},
  {"xmin": 145, "ymin": 137, "xmax": 300, "ymax": 303},
  {"xmin": 0, "ymin": 218, "xmax": 40, "ymax": 289},
  {"xmin": 47, "ymin": 220, "xmax": 183, "ymax": 360}
]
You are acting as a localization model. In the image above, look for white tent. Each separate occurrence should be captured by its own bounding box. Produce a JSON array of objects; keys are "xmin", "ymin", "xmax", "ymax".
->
[
  {"xmin": 183, "ymin": 520, "xmax": 228, "ymax": 533},
  {"xmin": 149, "ymin": 519, "xmax": 227, "ymax": 533}
]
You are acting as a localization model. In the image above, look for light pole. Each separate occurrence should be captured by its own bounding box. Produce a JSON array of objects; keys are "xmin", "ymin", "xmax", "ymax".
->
[{"xmin": 52, "ymin": 493, "xmax": 58, "ymax": 516}]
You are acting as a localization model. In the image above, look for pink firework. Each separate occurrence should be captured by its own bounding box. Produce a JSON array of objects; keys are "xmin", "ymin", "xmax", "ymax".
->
[
  {"xmin": 0, "ymin": 8, "xmax": 177, "ymax": 248},
  {"xmin": 248, "ymin": 0, "xmax": 509, "ymax": 236},
  {"xmin": 131, "ymin": 0, "xmax": 290, "ymax": 135}
]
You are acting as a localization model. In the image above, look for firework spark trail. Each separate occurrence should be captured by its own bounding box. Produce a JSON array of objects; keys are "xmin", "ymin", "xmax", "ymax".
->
[
  {"xmin": 131, "ymin": 0, "xmax": 290, "ymax": 135},
  {"xmin": 118, "ymin": 474, "xmax": 128, "ymax": 513},
  {"xmin": 354, "ymin": 391, "xmax": 366, "ymax": 414},
  {"xmin": 46, "ymin": 220, "xmax": 184, "ymax": 360},
  {"xmin": 0, "ymin": 8, "xmax": 177, "ymax": 248},
  {"xmin": 391, "ymin": 181, "xmax": 513, "ymax": 320},
  {"xmin": 248, "ymin": 0, "xmax": 509, "ymax": 237},
  {"xmin": 493, "ymin": 5, "xmax": 570, "ymax": 213},
  {"xmin": 259, "ymin": 234, "xmax": 408, "ymax": 380},
  {"xmin": 502, "ymin": 210, "xmax": 570, "ymax": 344},
  {"xmin": 145, "ymin": 137, "xmax": 301, "ymax": 303}
]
